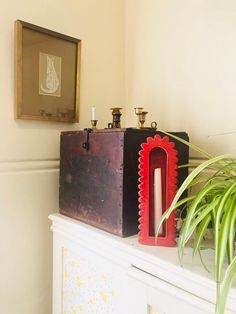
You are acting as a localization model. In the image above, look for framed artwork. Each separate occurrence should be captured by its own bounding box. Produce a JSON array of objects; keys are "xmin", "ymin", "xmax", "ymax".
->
[{"xmin": 15, "ymin": 20, "xmax": 81, "ymax": 122}]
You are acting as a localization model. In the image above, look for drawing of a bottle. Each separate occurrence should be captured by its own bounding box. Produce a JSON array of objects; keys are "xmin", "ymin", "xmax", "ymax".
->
[{"xmin": 41, "ymin": 55, "xmax": 60, "ymax": 94}]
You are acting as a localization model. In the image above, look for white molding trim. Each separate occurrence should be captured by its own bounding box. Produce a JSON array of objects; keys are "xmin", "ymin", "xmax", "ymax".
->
[
  {"xmin": 0, "ymin": 156, "xmax": 213, "ymax": 175},
  {"xmin": 0, "ymin": 159, "xmax": 59, "ymax": 174}
]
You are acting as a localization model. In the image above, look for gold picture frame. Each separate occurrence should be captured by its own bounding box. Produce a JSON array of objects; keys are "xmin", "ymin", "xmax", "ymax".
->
[{"xmin": 15, "ymin": 20, "xmax": 81, "ymax": 122}]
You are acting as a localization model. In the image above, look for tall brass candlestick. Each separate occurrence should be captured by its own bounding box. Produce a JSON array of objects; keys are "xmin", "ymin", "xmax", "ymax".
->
[
  {"xmin": 134, "ymin": 107, "xmax": 148, "ymax": 128},
  {"xmin": 110, "ymin": 107, "xmax": 122, "ymax": 128},
  {"xmin": 134, "ymin": 107, "xmax": 144, "ymax": 128},
  {"xmin": 139, "ymin": 111, "xmax": 148, "ymax": 128}
]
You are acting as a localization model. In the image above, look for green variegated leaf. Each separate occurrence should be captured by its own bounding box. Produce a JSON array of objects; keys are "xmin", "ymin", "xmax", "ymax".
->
[
  {"xmin": 227, "ymin": 199, "xmax": 236, "ymax": 263},
  {"xmin": 192, "ymin": 213, "xmax": 212, "ymax": 260},
  {"xmin": 178, "ymin": 163, "xmax": 201, "ymax": 169},
  {"xmin": 216, "ymin": 257, "xmax": 236, "ymax": 314},
  {"xmin": 215, "ymin": 183, "xmax": 236, "ymax": 282},
  {"xmin": 198, "ymin": 247, "xmax": 211, "ymax": 274},
  {"xmin": 159, "ymin": 129, "xmax": 214, "ymax": 159},
  {"xmin": 178, "ymin": 182, "xmax": 225, "ymax": 258},
  {"xmin": 187, "ymin": 176, "xmax": 210, "ymax": 188},
  {"xmin": 216, "ymin": 200, "xmax": 233, "ymax": 285},
  {"xmin": 184, "ymin": 198, "xmax": 219, "ymax": 246}
]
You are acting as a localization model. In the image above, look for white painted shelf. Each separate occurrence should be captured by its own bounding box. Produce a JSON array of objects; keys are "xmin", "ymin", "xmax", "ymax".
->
[{"xmin": 49, "ymin": 213, "xmax": 236, "ymax": 314}]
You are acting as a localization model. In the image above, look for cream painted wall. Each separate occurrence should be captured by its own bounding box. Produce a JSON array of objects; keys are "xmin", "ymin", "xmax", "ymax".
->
[
  {"xmin": 0, "ymin": 0, "xmax": 125, "ymax": 161},
  {"xmin": 0, "ymin": 1, "xmax": 124, "ymax": 313},
  {"xmin": 125, "ymin": 0, "xmax": 236, "ymax": 157}
]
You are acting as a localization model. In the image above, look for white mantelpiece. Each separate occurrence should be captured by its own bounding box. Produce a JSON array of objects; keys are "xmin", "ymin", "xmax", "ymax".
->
[{"xmin": 49, "ymin": 213, "xmax": 236, "ymax": 314}]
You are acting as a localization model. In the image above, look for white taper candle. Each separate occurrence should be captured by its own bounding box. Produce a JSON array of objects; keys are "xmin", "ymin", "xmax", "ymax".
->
[
  {"xmin": 91, "ymin": 106, "xmax": 96, "ymax": 120},
  {"xmin": 154, "ymin": 168, "xmax": 163, "ymax": 234}
]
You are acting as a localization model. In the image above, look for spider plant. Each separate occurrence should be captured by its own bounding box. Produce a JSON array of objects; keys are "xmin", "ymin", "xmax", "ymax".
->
[{"xmin": 156, "ymin": 130, "xmax": 236, "ymax": 314}]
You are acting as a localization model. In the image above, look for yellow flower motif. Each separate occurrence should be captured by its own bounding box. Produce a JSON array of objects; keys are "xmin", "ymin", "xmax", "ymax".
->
[
  {"xmin": 64, "ymin": 271, "xmax": 69, "ymax": 278},
  {"xmin": 149, "ymin": 305, "xmax": 162, "ymax": 314},
  {"xmin": 88, "ymin": 298, "xmax": 94, "ymax": 305},
  {"xmin": 99, "ymin": 290, "xmax": 108, "ymax": 302},
  {"xmin": 79, "ymin": 304, "xmax": 84, "ymax": 313},
  {"xmin": 71, "ymin": 307, "xmax": 76, "ymax": 314},
  {"xmin": 76, "ymin": 276, "xmax": 81, "ymax": 287}
]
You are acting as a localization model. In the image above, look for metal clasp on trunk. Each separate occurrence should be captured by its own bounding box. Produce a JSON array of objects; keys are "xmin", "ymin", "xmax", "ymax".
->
[{"xmin": 82, "ymin": 128, "xmax": 92, "ymax": 151}]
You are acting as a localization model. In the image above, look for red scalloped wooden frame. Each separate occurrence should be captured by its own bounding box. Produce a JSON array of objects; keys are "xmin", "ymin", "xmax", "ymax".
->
[{"xmin": 138, "ymin": 135, "xmax": 178, "ymax": 246}]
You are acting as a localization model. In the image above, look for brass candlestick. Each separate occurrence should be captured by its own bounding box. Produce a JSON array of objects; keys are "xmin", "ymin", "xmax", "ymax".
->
[
  {"xmin": 91, "ymin": 119, "xmax": 98, "ymax": 130},
  {"xmin": 139, "ymin": 111, "xmax": 148, "ymax": 128},
  {"xmin": 110, "ymin": 107, "xmax": 122, "ymax": 128},
  {"xmin": 134, "ymin": 107, "xmax": 148, "ymax": 128},
  {"xmin": 134, "ymin": 107, "xmax": 143, "ymax": 128}
]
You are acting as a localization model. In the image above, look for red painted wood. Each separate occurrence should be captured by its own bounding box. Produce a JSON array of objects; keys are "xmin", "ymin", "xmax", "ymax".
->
[{"xmin": 138, "ymin": 135, "xmax": 178, "ymax": 246}]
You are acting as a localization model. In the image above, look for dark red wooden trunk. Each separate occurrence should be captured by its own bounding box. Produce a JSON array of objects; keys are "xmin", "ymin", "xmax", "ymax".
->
[{"xmin": 59, "ymin": 128, "xmax": 189, "ymax": 237}]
